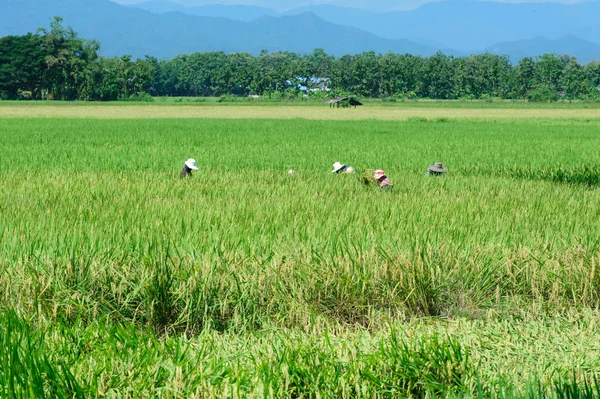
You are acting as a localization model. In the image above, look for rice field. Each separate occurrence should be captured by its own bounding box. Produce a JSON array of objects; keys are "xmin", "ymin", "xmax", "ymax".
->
[
  {"xmin": 1, "ymin": 104, "xmax": 600, "ymax": 398},
  {"xmin": 2, "ymin": 102, "xmax": 600, "ymax": 120}
]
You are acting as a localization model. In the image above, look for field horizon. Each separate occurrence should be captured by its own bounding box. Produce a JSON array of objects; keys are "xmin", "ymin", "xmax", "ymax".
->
[{"xmin": 3, "ymin": 101, "xmax": 600, "ymax": 121}]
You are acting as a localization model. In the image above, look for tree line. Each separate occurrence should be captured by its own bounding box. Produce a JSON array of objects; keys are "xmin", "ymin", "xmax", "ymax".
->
[
  {"xmin": 1, "ymin": 18, "xmax": 600, "ymax": 102},
  {"xmin": 0, "ymin": 17, "xmax": 151, "ymax": 101}
]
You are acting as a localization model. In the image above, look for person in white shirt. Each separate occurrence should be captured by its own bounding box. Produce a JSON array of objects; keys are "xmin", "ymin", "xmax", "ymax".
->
[{"xmin": 332, "ymin": 161, "xmax": 356, "ymax": 174}]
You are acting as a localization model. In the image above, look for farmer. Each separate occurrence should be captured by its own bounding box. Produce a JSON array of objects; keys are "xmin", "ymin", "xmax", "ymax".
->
[
  {"xmin": 426, "ymin": 162, "xmax": 448, "ymax": 176},
  {"xmin": 180, "ymin": 158, "xmax": 199, "ymax": 178},
  {"xmin": 332, "ymin": 161, "xmax": 355, "ymax": 174},
  {"xmin": 374, "ymin": 169, "xmax": 393, "ymax": 189}
]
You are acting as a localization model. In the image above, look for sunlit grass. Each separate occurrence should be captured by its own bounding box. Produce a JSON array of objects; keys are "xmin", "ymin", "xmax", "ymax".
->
[{"xmin": 2, "ymin": 103, "xmax": 600, "ymax": 120}]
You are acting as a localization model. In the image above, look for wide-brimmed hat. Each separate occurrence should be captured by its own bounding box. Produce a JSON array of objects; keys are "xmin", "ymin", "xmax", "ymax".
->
[
  {"xmin": 428, "ymin": 162, "xmax": 448, "ymax": 173},
  {"xmin": 332, "ymin": 162, "xmax": 346, "ymax": 173},
  {"xmin": 374, "ymin": 170, "xmax": 386, "ymax": 179},
  {"xmin": 185, "ymin": 158, "xmax": 199, "ymax": 170}
]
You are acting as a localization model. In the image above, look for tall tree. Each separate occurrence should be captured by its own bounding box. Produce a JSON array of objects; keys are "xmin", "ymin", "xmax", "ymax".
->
[
  {"xmin": 227, "ymin": 52, "xmax": 255, "ymax": 96},
  {"xmin": 561, "ymin": 59, "xmax": 586, "ymax": 101},
  {"xmin": 38, "ymin": 16, "xmax": 100, "ymax": 100},
  {"xmin": 512, "ymin": 57, "xmax": 537, "ymax": 99},
  {"xmin": 535, "ymin": 53, "xmax": 569, "ymax": 93},
  {"xmin": 0, "ymin": 34, "xmax": 45, "ymax": 99},
  {"xmin": 421, "ymin": 52, "xmax": 454, "ymax": 99}
]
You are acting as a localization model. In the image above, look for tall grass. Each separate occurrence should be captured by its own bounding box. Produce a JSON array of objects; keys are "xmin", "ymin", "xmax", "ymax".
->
[{"xmin": 1, "ymin": 116, "xmax": 600, "ymax": 396}]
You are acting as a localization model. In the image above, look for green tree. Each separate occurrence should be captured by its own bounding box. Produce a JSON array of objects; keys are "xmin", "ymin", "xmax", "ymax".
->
[
  {"xmin": 561, "ymin": 59, "xmax": 586, "ymax": 102},
  {"xmin": 296, "ymin": 49, "xmax": 334, "ymax": 94},
  {"xmin": 350, "ymin": 51, "xmax": 381, "ymax": 97},
  {"xmin": 38, "ymin": 16, "xmax": 100, "ymax": 100},
  {"xmin": 0, "ymin": 34, "xmax": 45, "ymax": 99},
  {"xmin": 378, "ymin": 52, "xmax": 410, "ymax": 98},
  {"xmin": 227, "ymin": 52, "xmax": 254, "ymax": 96},
  {"xmin": 535, "ymin": 53, "xmax": 569, "ymax": 93},
  {"xmin": 250, "ymin": 51, "xmax": 298, "ymax": 95},
  {"xmin": 583, "ymin": 62, "xmax": 600, "ymax": 100},
  {"xmin": 421, "ymin": 52, "xmax": 454, "ymax": 99},
  {"xmin": 512, "ymin": 57, "xmax": 537, "ymax": 100}
]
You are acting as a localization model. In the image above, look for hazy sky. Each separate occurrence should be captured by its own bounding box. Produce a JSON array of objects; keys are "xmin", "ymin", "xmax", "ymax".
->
[
  {"xmin": 110, "ymin": 0, "xmax": 423, "ymax": 11},
  {"xmin": 111, "ymin": 0, "xmax": 591, "ymax": 9},
  {"xmin": 111, "ymin": 0, "xmax": 412, "ymax": 10}
]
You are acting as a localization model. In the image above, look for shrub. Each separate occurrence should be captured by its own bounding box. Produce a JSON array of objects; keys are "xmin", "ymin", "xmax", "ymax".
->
[
  {"xmin": 527, "ymin": 85, "xmax": 558, "ymax": 102},
  {"xmin": 119, "ymin": 92, "xmax": 154, "ymax": 102},
  {"xmin": 218, "ymin": 94, "xmax": 238, "ymax": 103}
]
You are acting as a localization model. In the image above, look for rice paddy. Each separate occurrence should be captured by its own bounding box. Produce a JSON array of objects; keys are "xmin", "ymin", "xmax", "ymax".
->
[
  {"xmin": 2, "ymin": 102, "xmax": 600, "ymax": 120},
  {"xmin": 1, "ymin": 104, "xmax": 600, "ymax": 398}
]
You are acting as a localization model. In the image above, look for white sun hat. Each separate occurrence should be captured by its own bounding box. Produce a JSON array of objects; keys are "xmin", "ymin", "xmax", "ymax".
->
[
  {"xmin": 332, "ymin": 161, "xmax": 346, "ymax": 173},
  {"xmin": 427, "ymin": 162, "xmax": 448, "ymax": 173},
  {"xmin": 185, "ymin": 158, "xmax": 199, "ymax": 170}
]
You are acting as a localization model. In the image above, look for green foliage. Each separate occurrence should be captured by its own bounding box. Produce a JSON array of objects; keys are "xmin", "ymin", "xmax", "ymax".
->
[
  {"xmin": 0, "ymin": 34, "xmax": 45, "ymax": 100},
  {"xmin": 37, "ymin": 16, "xmax": 102, "ymax": 101},
  {"xmin": 119, "ymin": 92, "xmax": 154, "ymax": 102},
  {"xmin": 138, "ymin": 50, "xmax": 599, "ymax": 102},
  {"xmin": 527, "ymin": 84, "xmax": 559, "ymax": 102},
  {"xmin": 0, "ymin": 310, "xmax": 85, "ymax": 398},
  {"xmin": 99, "ymin": 55, "xmax": 153, "ymax": 101},
  {"xmin": 217, "ymin": 94, "xmax": 240, "ymax": 102},
  {"xmin": 562, "ymin": 60, "xmax": 588, "ymax": 101},
  {"xmin": 363, "ymin": 333, "xmax": 470, "ymax": 397},
  {"xmin": 0, "ymin": 18, "xmax": 152, "ymax": 101}
]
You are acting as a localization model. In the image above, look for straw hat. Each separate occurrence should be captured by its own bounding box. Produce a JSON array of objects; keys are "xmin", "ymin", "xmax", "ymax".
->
[
  {"xmin": 427, "ymin": 162, "xmax": 448, "ymax": 173},
  {"xmin": 332, "ymin": 162, "xmax": 346, "ymax": 173},
  {"xmin": 374, "ymin": 170, "xmax": 386, "ymax": 179},
  {"xmin": 185, "ymin": 158, "xmax": 199, "ymax": 170}
]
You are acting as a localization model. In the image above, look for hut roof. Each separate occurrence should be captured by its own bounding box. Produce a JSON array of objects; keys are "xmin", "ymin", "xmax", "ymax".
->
[{"xmin": 324, "ymin": 97, "xmax": 363, "ymax": 106}]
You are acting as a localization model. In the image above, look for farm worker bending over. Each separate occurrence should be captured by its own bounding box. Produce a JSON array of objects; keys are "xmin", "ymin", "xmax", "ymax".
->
[
  {"xmin": 180, "ymin": 158, "xmax": 199, "ymax": 178},
  {"xmin": 374, "ymin": 170, "xmax": 393, "ymax": 189},
  {"xmin": 426, "ymin": 162, "xmax": 448, "ymax": 176},
  {"xmin": 332, "ymin": 161, "xmax": 355, "ymax": 174}
]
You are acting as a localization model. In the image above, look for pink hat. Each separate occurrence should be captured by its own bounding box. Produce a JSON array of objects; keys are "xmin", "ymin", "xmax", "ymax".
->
[{"xmin": 374, "ymin": 170, "xmax": 386, "ymax": 179}]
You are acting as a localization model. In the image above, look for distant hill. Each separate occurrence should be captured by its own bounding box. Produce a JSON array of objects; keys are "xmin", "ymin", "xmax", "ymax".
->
[
  {"xmin": 113, "ymin": 0, "xmax": 411, "ymax": 12},
  {"xmin": 124, "ymin": 0, "xmax": 600, "ymax": 59},
  {"xmin": 4, "ymin": 0, "xmax": 600, "ymax": 62},
  {"xmin": 283, "ymin": 2, "xmax": 600, "ymax": 52},
  {"xmin": 132, "ymin": 1, "xmax": 278, "ymax": 20},
  {"xmin": 486, "ymin": 35, "xmax": 600, "ymax": 64},
  {"xmin": 0, "ymin": 0, "xmax": 441, "ymax": 59}
]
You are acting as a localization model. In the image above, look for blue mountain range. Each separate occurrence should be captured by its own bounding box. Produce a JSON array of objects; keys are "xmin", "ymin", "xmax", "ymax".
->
[{"xmin": 2, "ymin": 0, "xmax": 600, "ymax": 62}]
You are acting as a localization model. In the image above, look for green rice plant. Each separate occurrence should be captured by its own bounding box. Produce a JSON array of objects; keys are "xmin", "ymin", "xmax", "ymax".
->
[
  {"xmin": 553, "ymin": 375, "xmax": 600, "ymax": 399},
  {"xmin": 1, "ymin": 110, "xmax": 600, "ymax": 396},
  {"xmin": 0, "ymin": 310, "xmax": 85, "ymax": 398},
  {"xmin": 360, "ymin": 168, "xmax": 378, "ymax": 187},
  {"xmin": 145, "ymin": 253, "xmax": 178, "ymax": 334},
  {"xmin": 362, "ymin": 332, "xmax": 470, "ymax": 397}
]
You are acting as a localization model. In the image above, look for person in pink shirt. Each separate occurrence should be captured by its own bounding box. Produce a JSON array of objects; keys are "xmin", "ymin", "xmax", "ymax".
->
[{"xmin": 374, "ymin": 170, "xmax": 393, "ymax": 189}]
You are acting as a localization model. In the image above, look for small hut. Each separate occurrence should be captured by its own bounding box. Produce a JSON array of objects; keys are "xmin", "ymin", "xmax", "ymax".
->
[{"xmin": 325, "ymin": 97, "xmax": 363, "ymax": 108}]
